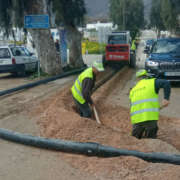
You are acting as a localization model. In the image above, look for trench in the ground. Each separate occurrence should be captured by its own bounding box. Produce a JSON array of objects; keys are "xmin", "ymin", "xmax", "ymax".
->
[{"xmin": 30, "ymin": 67, "xmax": 180, "ymax": 179}]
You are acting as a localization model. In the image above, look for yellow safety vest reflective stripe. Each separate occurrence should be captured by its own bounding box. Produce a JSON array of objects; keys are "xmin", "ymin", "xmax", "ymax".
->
[{"xmin": 129, "ymin": 78, "xmax": 160, "ymax": 124}]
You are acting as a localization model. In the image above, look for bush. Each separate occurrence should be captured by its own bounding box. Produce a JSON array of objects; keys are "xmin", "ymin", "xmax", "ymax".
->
[
  {"xmin": 8, "ymin": 41, "xmax": 25, "ymax": 46},
  {"xmin": 83, "ymin": 40, "xmax": 106, "ymax": 54},
  {"xmin": 28, "ymin": 69, "xmax": 50, "ymax": 80}
]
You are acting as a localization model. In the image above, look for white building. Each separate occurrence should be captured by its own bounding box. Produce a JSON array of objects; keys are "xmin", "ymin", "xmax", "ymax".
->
[
  {"xmin": 86, "ymin": 21, "xmax": 114, "ymax": 31},
  {"xmin": 83, "ymin": 21, "xmax": 117, "ymax": 43}
]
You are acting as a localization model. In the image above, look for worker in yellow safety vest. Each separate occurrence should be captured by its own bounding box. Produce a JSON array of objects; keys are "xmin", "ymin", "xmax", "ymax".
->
[
  {"xmin": 71, "ymin": 60, "xmax": 104, "ymax": 118},
  {"xmin": 129, "ymin": 69, "xmax": 171, "ymax": 139},
  {"xmin": 131, "ymin": 39, "xmax": 136, "ymax": 52}
]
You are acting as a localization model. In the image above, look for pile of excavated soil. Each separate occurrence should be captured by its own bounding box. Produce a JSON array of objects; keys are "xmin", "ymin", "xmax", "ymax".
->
[{"xmin": 31, "ymin": 70, "xmax": 180, "ymax": 180}]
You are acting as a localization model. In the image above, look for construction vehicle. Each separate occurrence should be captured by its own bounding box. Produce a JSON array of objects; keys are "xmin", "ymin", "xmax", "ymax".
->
[{"xmin": 103, "ymin": 31, "xmax": 136, "ymax": 68}]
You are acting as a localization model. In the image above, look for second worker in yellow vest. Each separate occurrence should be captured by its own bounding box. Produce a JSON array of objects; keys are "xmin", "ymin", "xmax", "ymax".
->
[
  {"xmin": 71, "ymin": 60, "xmax": 104, "ymax": 118},
  {"xmin": 131, "ymin": 39, "xmax": 136, "ymax": 51},
  {"xmin": 129, "ymin": 69, "xmax": 171, "ymax": 139}
]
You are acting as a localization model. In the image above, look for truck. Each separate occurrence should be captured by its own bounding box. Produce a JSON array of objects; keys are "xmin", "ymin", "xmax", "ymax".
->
[{"xmin": 103, "ymin": 31, "xmax": 136, "ymax": 68}]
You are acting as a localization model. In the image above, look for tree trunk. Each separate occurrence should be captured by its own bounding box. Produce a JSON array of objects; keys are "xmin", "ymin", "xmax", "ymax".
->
[
  {"xmin": 29, "ymin": 29, "xmax": 62, "ymax": 75},
  {"xmin": 26, "ymin": 0, "xmax": 62, "ymax": 75},
  {"xmin": 157, "ymin": 29, "xmax": 161, "ymax": 38},
  {"xmin": 66, "ymin": 25, "xmax": 85, "ymax": 68}
]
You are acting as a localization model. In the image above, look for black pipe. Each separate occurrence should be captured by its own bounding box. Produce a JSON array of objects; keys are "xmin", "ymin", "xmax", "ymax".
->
[
  {"xmin": 0, "ymin": 67, "xmax": 86, "ymax": 97},
  {"xmin": 1, "ymin": 66, "xmax": 180, "ymax": 165},
  {"xmin": 0, "ymin": 128, "xmax": 179, "ymax": 165}
]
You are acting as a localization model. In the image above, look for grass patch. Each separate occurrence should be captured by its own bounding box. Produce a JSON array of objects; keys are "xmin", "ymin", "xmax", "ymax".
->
[{"xmin": 27, "ymin": 70, "xmax": 50, "ymax": 80}]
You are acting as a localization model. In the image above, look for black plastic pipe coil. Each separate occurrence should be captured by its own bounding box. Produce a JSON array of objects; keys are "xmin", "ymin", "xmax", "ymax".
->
[{"xmin": 0, "ymin": 128, "xmax": 179, "ymax": 165}]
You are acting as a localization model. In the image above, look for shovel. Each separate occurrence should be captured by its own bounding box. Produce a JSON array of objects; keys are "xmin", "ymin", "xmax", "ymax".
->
[{"xmin": 92, "ymin": 105, "xmax": 102, "ymax": 124}]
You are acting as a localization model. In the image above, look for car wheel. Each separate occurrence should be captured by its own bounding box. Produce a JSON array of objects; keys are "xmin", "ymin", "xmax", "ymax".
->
[
  {"xmin": 18, "ymin": 64, "xmax": 26, "ymax": 77},
  {"xmin": 102, "ymin": 55, "xmax": 108, "ymax": 68},
  {"xmin": 11, "ymin": 72, "xmax": 18, "ymax": 77},
  {"xmin": 129, "ymin": 53, "xmax": 136, "ymax": 68}
]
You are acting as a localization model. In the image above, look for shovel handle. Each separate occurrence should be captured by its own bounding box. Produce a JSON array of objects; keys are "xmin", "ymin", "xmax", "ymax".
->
[{"xmin": 93, "ymin": 106, "xmax": 101, "ymax": 124}]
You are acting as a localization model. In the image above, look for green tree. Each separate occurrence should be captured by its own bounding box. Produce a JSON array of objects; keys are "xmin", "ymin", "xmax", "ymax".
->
[
  {"xmin": 0, "ymin": 0, "xmax": 13, "ymax": 36},
  {"xmin": 52, "ymin": 0, "xmax": 86, "ymax": 68},
  {"xmin": 109, "ymin": 0, "xmax": 124, "ymax": 30},
  {"xmin": 150, "ymin": 0, "xmax": 180, "ymax": 35},
  {"xmin": 169, "ymin": 0, "xmax": 180, "ymax": 33},
  {"xmin": 150, "ymin": 0, "xmax": 165, "ymax": 36},
  {"xmin": 160, "ymin": 0, "xmax": 176, "ymax": 31},
  {"xmin": 109, "ymin": 0, "xmax": 144, "ymax": 39},
  {"xmin": 125, "ymin": 0, "xmax": 144, "ymax": 39},
  {"xmin": 0, "ymin": 0, "xmax": 87, "ymax": 74},
  {"xmin": 0, "ymin": 0, "xmax": 62, "ymax": 75},
  {"xmin": 171, "ymin": 0, "xmax": 180, "ymax": 11}
]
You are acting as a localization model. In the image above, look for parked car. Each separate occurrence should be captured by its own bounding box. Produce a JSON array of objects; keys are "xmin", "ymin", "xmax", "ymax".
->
[
  {"xmin": 144, "ymin": 39, "xmax": 155, "ymax": 54},
  {"xmin": 145, "ymin": 38, "xmax": 180, "ymax": 81},
  {"xmin": 0, "ymin": 45, "xmax": 39, "ymax": 75}
]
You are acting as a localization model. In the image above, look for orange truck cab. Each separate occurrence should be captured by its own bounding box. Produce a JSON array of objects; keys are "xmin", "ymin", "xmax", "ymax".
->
[{"xmin": 103, "ymin": 31, "xmax": 136, "ymax": 68}]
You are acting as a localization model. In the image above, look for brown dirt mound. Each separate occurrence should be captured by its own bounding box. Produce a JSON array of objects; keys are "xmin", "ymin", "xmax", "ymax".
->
[{"xmin": 31, "ymin": 70, "xmax": 180, "ymax": 180}]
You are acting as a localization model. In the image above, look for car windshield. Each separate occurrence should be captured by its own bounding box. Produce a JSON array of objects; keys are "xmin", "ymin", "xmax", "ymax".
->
[
  {"xmin": 151, "ymin": 39, "xmax": 180, "ymax": 54},
  {"xmin": 10, "ymin": 46, "xmax": 31, "ymax": 56},
  {"xmin": 108, "ymin": 34, "xmax": 126, "ymax": 44}
]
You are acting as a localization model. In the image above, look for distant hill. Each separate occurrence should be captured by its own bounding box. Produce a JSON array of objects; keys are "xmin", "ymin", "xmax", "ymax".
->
[
  {"xmin": 84, "ymin": 0, "xmax": 152, "ymax": 22},
  {"xmin": 84, "ymin": 0, "xmax": 109, "ymax": 18}
]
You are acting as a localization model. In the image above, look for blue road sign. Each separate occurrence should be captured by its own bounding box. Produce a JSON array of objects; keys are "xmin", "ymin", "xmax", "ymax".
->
[{"xmin": 24, "ymin": 15, "xmax": 49, "ymax": 29}]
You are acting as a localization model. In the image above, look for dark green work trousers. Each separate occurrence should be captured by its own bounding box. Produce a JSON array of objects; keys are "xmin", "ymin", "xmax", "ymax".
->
[
  {"xmin": 72, "ymin": 97, "xmax": 92, "ymax": 118},
  {"xmin": 132, "ymin": 120, "xmax": 158, "ymax": 139}
]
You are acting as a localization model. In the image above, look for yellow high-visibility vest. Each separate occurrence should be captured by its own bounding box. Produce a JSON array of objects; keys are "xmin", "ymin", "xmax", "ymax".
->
[
  {"xmin": 71, "ymin": 68, "xmax": 93, "ymax": 104},
  {"xmin": 82, "ymin": 42, "xmax": 86, "ymax": 55},
  {"xmin": 131, "ymin": 40, "xmax": 136, "ymax": 50},
  {"xmin": 129, "ymin": 78, "xmax": 160, "ymax": 124}
]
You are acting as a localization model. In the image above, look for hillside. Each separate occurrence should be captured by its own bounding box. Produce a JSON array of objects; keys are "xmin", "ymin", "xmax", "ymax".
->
[
  {"xmin": 84, "ymin": 0, "xmax": 109, "ymax": 18},
  {"xmin": 84, "ymin": 0, "xmax": 152, "ymax": 22}
]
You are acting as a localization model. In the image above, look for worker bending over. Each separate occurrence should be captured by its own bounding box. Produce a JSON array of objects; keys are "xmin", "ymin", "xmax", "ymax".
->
[
  {"xmin": 71, "ymin": 60, "xmax": 104, "ymax": 118},
  {"xmin": 129, "ymin": 69, "xmax": 171, "ymax": 139}
]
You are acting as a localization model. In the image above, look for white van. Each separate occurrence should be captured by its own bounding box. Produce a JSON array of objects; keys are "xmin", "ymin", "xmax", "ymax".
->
[{"xmin": 0, "ymin": 45, "xmax": 39, "ymax": 75}]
